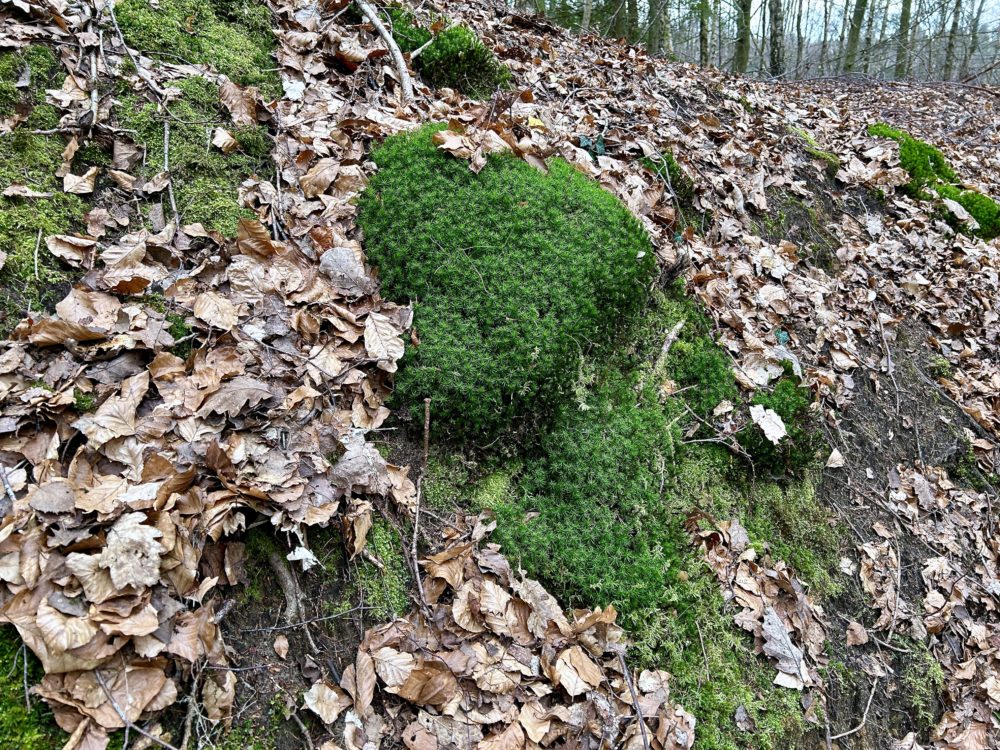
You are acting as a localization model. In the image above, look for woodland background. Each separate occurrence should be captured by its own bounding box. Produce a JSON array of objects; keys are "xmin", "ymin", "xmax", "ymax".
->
[{"xmin": 515, "ymin": 0, "xmax": 1000, "ymax": 82}]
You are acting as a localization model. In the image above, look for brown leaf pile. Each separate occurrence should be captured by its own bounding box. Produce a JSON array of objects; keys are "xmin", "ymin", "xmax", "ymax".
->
[
  {"xmin": 303, "ymin": 515, "xmax": 696, "ymax": 750},
  {"xmin": 689, "ymin": 515, "xmax": 826, "ymax": 698}
]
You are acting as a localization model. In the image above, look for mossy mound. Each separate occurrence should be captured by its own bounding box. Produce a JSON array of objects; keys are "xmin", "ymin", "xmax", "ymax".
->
[
  {"xmin": 358, "ymin": 124, "xmax": 656, "ymax": 439},
  {"xmin": 116, "ymin": 0, "xmax": 279, "ymax": 95},
  {"xmin": 116, "ymin": 77, "xmax": 273, "ymax": 235},
  {"xmin": 0, "ymin": 45, "xmax": 92, "ymax": 334},
  {"xmin": 868, "ymin": 122, "xmax": 999, "ymax": 240},
  {"xmin": 383, "ymin": 6, "xmax": 509, "ymax": 98}
]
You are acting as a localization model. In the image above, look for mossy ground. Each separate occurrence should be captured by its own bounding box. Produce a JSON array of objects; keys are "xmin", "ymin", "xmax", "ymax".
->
[
  {"xmin": 116, "ymin": 76, "xmax": 273, "ymax": 235},
  {"xmin": 789, "ymin": 126, "xmax": 840, "ymax": 179},
  {"xmin": 420, "ymin": 285, "xmax": 843, "ymax": 750},
  {"xmin": 0, "ymin": 46, "xmax": 91, "ymax": 334},
  {"xmin": 868, "ymin": 122, "xmax": 1000, "ymax": 240},
  {"xmin": 115, "ymin": 0, "xmax": 279, "ymax": 95}
]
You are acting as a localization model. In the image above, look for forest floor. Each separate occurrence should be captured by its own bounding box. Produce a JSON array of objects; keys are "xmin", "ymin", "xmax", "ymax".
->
[{"xmin": 0, "ymin": 1, "xmax": 998, "ymax": 749}]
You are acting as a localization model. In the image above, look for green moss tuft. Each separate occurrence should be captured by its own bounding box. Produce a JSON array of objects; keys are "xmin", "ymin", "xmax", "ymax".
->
[
  {"xmin": 416, "ymin": 25, "xmax": 510, "ymax": 99},
  {"xmin": 738, "ymin": 364, "xmax": 822, "ymax": 475},
  {"xmin": 73, "ymin": 388, "xmax": 97, "ymax": 412},
  {"xmin": 351, "ymin": 519, "xmax": 410, "ymax": 621},
  {"xmin": 383, "ymin": 5, "xmax": 432, "ymax": 52},
  {"xmin": 790, "ymin": 126, "xmax": 840, "ymax": 179},
  {"xmin": 115, "ymin": 0, "xmax": 279, "ymax": 94},
  {"xmin": 358, "ymin": 124, "xmax": 655, "ymax": 440},
  {"xmin": 116, "ymin": 77, "xmax": 273, "ymax": 235},
  {"xmin": 901, "ymin": 638, "xmax": 944, "ymax": 730},
  {"xmin": 0, "ymin": 627, "xmax": 63, "ymax": 749},
  {"xmin": 868, "ymin": 122, "xmax": 999, "ymax": 240}
]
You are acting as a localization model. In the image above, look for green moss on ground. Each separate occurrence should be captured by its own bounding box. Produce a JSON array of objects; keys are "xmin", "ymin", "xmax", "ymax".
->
[
  {"xmin": 115, "ymin": 0, "xmax": 279, "ymax": 94},
  {"xmin": 435, "ymin": 288, "xmax": 842, "ymax": 750},
  {"xmin": 0, "ymin": 45, "xmax": 90, "ymax": 334},
  {"xmin": 901, "ymin": 638, "xmax": 944, "ymax": 730},
  {"xmin": 0, "ymin": 627, "xmax": 63, "ymax": 749},
  {"xmin": 359, "ymin": 124, "xmax": 656, "ymax": 440},
  {"xmin": 116, "ymin": 77, "xmax": 273, "ymax": 235},
  {"xmin": 868, "ymin": 122, "xmax": 999, "ymax": 240},
  {"xmin": 349, "ymin": 519, "xmax": 411, "ymax": 621},
  {"xmin": 738, "ymin": 363, "xmax": 823, "ymax": 476},
  {"xmin": 789, "ymin": 126, "xmax": 840, "ymax": 179},
  {"xmin": 382, "ymin": 6, "xmax": 509, "ymax": 98}
]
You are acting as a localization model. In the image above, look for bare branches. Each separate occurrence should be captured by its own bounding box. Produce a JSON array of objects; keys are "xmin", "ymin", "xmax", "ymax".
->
[{"xmin": 354, "ymin": 0, "xmax": 414, "ymax": 104}]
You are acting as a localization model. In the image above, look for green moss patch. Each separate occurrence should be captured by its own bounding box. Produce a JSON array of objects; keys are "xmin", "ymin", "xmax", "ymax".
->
[
  {"xmin": 115, "ymin": 0, "xmax": 279, "ymax": 94},
  {"xmin": 0, "ymin": 45, "xmax": 91, "ymax": 334},
  {"xmin": 789, "ymin": 126, "xmax": 840, "ymax": 179},
  {"xmin": 0, "ymin": 627, "xmax": 63, "ymax": 749},
  {"xmin": 349, "ymin": 519, "xmax": 411, "ymax": 621},
  {"xmin": 116, "ymin": 77, "xmax": 273, "ymax": 235},
  {"xmin": 382, "ymin": 6, "xmax": 509, "ymax": 98},
  {"xmin": 641, "ymin": 152, "xmax": 709, "ymax": 231},
  {"xmin": 359, "ymin": 124, "xmax": 655, "ymax": 439},
  {"xmin": 868, "ymin": 122, "xmax": 999, "ymax": 240}
]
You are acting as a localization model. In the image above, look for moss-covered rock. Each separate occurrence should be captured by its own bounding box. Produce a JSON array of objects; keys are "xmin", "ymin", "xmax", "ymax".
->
[
  {"xmin": 115, "ymin": 0, "xmax": 279, "ymax": 95},
  {"xmin": 116, "ymin": 77, "xmax": 273, "ymax": 235},
  {"xmin": 359, "ymin": 123, "xmax": 656, "ymax": 440}
]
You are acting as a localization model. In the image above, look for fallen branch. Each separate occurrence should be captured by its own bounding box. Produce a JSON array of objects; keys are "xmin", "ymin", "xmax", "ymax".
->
[
  {"xmin": 829, "ymin": 675, "xmax": 878, "ymax": 741},
  {"xmin": 409, "ymin": 21, "xmax": 458, "ymax": 60},
  {"xmin": 411, "ymin": 398, "xmax": 432, "ymax": 616},
  {"xmin": 355, "ymin": 0, "xmax": 414, "ymax": 104}
]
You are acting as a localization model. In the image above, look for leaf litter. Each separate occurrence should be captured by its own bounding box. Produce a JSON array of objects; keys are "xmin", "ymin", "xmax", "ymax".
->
[{"xmin": 0, "ymin": 0, "xmax": 998, "ymax": 746}]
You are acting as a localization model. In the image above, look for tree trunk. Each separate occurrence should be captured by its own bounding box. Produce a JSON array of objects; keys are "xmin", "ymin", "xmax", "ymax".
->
[
  {"xmin": 819, "ymin": 0, "xmax": 831, "ymax": 72},
  {"xmin": 961, "ymin": 0, "xmax": 986, "ymax": 77},
  {"xmin": 627, "ymin": 0, "xmax": 638, "ymax": 40},
  {"xmin": 715, "ymin": 0, "xmax": 723, "ymax": 66},
  {"xmin": 843, "ymin": 0, "xmax": 869, "ymax": 73},
  {"xmin": 862, "ymin": 0, "xmax": 875, "ymax": 73},
  {"xmin": 698, "ymin": 0, "xmax": 710, "ymax": 65},
  {"xmin": 794, "ymin": 0, "xmax": 805, "ymax": 72},
  {"xmin": 769, "ymin": 0, "xmax": 785, "ymax": 76},
  {"xmin": 581, "ymin": 0, "xmax": 592, "ymax": 33},
  {"xmin": 943, "ymin": 0, "xmax": 963, "ymax": 79},
  {"xmin": 734, "ymin": 0, "xmax": 752, "ymax": 72},
  {"xmin": 646, "ymin": 0, "xmax": 662, "ymax": 52}
]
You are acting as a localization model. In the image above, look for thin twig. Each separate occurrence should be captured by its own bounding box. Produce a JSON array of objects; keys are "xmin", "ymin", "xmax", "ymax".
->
[
  {"xmin": 616, "ymin": 649, "xmax": 651, "ymax": 750},
  {"xmin": 411, "ymin": 398, "xmax": 432, "ymax": 616},
  {"xmin": 33, "ymin": 228, "xmax": 41, "ymax": 280},
  {"xmin": 289, "ymin": 710, "xmax": 316, "ymax": 750},
  {"xmin": 106, "ymin": 2, "xmax": 167, "ymax": 99},
  {"xmin": 94, "ymin": 670, "xmax": 182, "ymax": 750},
  {"xmin": 163, "ymin": 119, "xmax": 179, "ymax": 226},
  {"xmin": 829, "ymin": 676, "xmax": 879, "ymax": 740},
  {"xmin": 21, "ymin": 643, "xmax": 30, "ymax": 710}
]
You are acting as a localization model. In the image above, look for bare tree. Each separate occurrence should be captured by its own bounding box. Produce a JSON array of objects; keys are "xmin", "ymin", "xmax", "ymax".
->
[
  {"xmin": 769, "ymin": 0, "xmax": 786, "ymax": 74},
  {"xmin": 943, "ymin": 0, "xmax": 963, "ymax": 78},
  {"xmin": 843, "ymin": 0, "xmax": 870, "ymax": 72},
  {"xmin": 734, "ymin": 0, "xmax": 753, "ymax": 72}
]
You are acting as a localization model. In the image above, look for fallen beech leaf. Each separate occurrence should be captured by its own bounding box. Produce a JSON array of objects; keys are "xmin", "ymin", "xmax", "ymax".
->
[
  {"xmin": 63, "ymin": 166, "xmax": 98, "ymax": 194},
  {"xmin": 825, "ymin": 449, "xmax": 845, "ymax": 468},
  {"xmin": 749, "ymin": 404, "xmax": 787, "ymax": 445},
  {"xmin": 846, "ymin": 621, "xmax": 869, "ymax": 647},
  {"xmin": 194, "ymin": 291, "xmax": 239, "ymax": 330},
  {"xmin": 3, "ymin": 183, "xmax": 52, "ymax": 198},
  {"xmin": 304, "ymin": 681, "xmax": 352, "ymax": 724},
  {"xmin": 99, "ymin": 512, "xmax": 165, "ymax": 589},
  {"xmin": 273, "ymin": 635, "xmax": 289, "ymax": 659},
  {"xmin": 212, "ymin": 127, "xmax": 239, "ymax": 154}
]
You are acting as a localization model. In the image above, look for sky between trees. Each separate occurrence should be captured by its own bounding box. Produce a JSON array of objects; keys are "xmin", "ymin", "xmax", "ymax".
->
[{"xmin": 516, "ymin": 0, "xmax": 1000, "ymax": 83}]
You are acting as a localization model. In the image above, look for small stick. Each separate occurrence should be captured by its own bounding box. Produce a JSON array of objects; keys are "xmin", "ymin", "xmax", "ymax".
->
[
  {"xmin": 829, "ymin": 676, "xmax": 878, "ymax": 741},
  {"xmin": 106, "ymin": 2, "xmax": 167, "ymax": 99},
  {"xmin": 0, "ymin": 462, "xmax": 17, "ymax": 517},
  {"xmin": 94, "ymin": 670, "xmax": 182, "ymax": 750},
  {"xmin": 163, "ymin": 119, "xmax": 179, "ymax": 226},
  {"xmin": 267, "ymin": 550, "xmax": 300, "ymax": 624},
  {"xmin": 694, "ymin": 619, "xmax": 710, "ymax": 684},
  {"xmin": 33, "ymin": 228, "xmax": 41, "ymax": 280},
  {"xmin": 289, "ymin": 710, "xmax": 316, "ymax": 750},
  {"xmin": 21, "ymin": 644, "xmax": 30, "ymax": 710},
  {"xmin": 409, "ymin": 21, "xmax": 458, "ymax": 60},
  {"xmin": 355, "ymin": 0, "xmax": 414, "ymax": 104},
  {"xmin": 616, "ymin": 649, "xmax": 651, "ymax": 750},
  {"xmin": 411, "ymin": 398, "xmax": 431, "ymax": 614}
]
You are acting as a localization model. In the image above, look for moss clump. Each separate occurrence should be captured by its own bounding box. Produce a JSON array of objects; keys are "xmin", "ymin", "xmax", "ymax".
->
[
  {"xmin": 73, "ymin": 389, "xmax": 97, "ymax": 412},
  {"xmin": 0, "ymin": 627, "xmax": 63, "ymax": 749},
  {"xmin": 868, "ymin": 122, "xmax": 999, "ymax": 240},
  {"xmin": 116, "ymin": 77, "xmax": 273, "ymax": 235},
  {"xmin": 0, "ymin": 46, "xmax": 90, "ymax": 334},
  {"xmin": 738, "ymin": 364, "xmax": 822, "ymax": 475},
  {"xmin": 901, "ymin": 639, "xmax": 944, "ymax": 730},
  {"xmin": 381, "ymin": 7, "xmax": 509, "ymax": 98},
  {"xmin": 115, "ymin": 0, "xmax": 279, "ymax": 94},
  {"xmin": 358, "ymin": 124, "xmax": 655, "ymax": 439},
  {"xmin": 789, "ymin": 126, "xmax": 840, "ymax": 179},
  {"xmin": 351, "ymin": 519, "xmax": 410, "ymax": 621}
]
